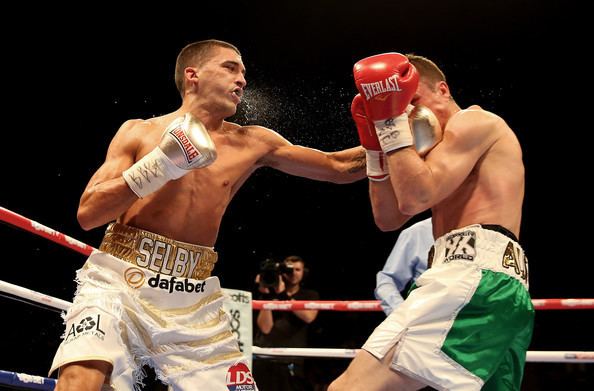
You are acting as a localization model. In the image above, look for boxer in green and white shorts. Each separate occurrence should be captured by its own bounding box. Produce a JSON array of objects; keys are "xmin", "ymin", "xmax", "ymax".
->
[{"xmin": 362, "ymin": 224, "xmax": 534, "ymax": 391}]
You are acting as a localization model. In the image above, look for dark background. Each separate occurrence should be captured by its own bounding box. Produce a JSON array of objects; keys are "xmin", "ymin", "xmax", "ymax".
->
[{"xmin": 1, "ymin": 1, "xmax": 592, "ymax": 389}]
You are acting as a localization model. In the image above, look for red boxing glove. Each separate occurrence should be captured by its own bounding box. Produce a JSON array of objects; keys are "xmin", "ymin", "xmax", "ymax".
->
[
  {"xmin": 353, "ymin": 53, "xmax": 419, "ymax": 152},
  {"xmin": 351, "ymin": 94, "xmax": 389, "ymax": 181},
  {"xmin": 351, "ymin": 94, "xmax": 381, "ymax": 151}
]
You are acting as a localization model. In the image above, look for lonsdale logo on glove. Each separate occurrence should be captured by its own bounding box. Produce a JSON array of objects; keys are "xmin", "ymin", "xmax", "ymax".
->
[
  {"xmin": 170, "ymin": 126, "xmax": 202, "ymax": 164},
  {"xmin": 359, "ymin": 74, "xmax": 403, "ymax": 100}
]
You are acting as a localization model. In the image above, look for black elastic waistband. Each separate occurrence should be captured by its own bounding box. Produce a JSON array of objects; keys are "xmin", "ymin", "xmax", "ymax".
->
[{"xmin": 481, "ymin": 224, "xmax": 518, "ymax": 242}]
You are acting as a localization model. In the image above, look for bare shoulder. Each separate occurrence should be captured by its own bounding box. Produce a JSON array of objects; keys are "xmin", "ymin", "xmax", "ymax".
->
[
  {"xmin": 435, "ymin": 107, "xmax": 515, "ymax": 158},
  {"xmin": 107, "ymin": 117, "xmax": 161, "ymax": 155},
  {"xmin": 223, "ymin": 121, "xmax": 291, "ymax": 147},
  {"xmin": 117, "ymin": 114, "xmax": 184, "ymax": 140},
  {"xmin": 117, "ymin": 118, "xmax": 149, "ymax": 135},
  {"xmin": 447, "ymin": 106, "xmax": 511, "ymax": 139}
]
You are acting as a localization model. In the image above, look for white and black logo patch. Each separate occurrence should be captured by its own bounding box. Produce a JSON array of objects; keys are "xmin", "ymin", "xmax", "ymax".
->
[
  {"xmin": 444, "ymin": 230, "xmax": 476, "ymax": 262},
  {"xmin": 64, "ymin": 313, "xmax": 106, "ymax": 344}
]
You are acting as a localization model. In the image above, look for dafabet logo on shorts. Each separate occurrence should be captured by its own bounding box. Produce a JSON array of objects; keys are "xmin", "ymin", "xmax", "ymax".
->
[
  {"xmin": 226, "ymin": 362, "xmax": 255, "ymax": 390},
  {"xmin": 124, "ymin": 267, "xmax": 208, "ymax": 294}
]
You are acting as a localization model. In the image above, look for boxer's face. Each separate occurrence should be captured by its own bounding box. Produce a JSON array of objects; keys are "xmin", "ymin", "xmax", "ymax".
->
[
  {"xmin": 195, "ymin": 47, "xmax": 247, "ymax": 117},
  {"xmin": 412, "ymin": 79, "xmax": 439, "ymax": 110},
  {"xmin": 411, "ymin": 78, "xmax": 450, "ymax": 124}
]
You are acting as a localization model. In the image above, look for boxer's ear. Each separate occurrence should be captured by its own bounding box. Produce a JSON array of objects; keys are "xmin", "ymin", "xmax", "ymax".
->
[{"xmin": 184, "ymin": 67, "xmax": 200, "ymax": 92}]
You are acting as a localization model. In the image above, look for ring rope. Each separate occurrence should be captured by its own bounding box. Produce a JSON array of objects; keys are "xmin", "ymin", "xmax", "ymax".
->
[
  {"xmin": 3, "ymin": 347, "xmax": 594, "ymax": 391},
  {"xmin": 253, "ymin": 299, "xmax": 594, "ymax": 311},
  {"xmin": 1, "ymin": 283, "xmax": 593, "ymax": 363},
  {"xmin": 2, "ymin": 265, "xmax": 593, "ymax": 312},
  {"xmin": 0, "ymin": 206, "xmax": 94, "ymax": 256},
  {"xmin": 251, "ymin": 347, "xmax": 594, "ymax": 363},
  {"xmin": 1, "ymin": 205, "xmax": 593, "ymax": 311},
  {"xmin": 0, "ymin": 279, "xmax": 71, "ymax": 311},
  {"xmin": 0, "ymin": 369, "xmax": 56, "ymax": 390}
]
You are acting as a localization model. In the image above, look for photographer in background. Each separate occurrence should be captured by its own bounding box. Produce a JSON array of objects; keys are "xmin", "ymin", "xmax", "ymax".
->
[{"xmin": 253, "ymin": 255, "xmax": 319, "ymax": 391}]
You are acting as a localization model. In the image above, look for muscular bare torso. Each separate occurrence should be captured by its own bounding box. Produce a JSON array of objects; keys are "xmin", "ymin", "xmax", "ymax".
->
[
  {"xmin": 80, "ymin": 111, "xmax": 362, "ymax": 245},
  {"xmin": 120, "ymin": 117, "xmax": 272, "ymax": 246},
  {"xmin": 431, "ymin": 107, "xmax": 525, "ymax": 239}
]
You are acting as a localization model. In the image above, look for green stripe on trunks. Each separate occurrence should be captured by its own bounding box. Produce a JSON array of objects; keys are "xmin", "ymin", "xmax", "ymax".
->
[{"xmin": 442, "ymin": 270, "xmax": 534, "ymax": 389}]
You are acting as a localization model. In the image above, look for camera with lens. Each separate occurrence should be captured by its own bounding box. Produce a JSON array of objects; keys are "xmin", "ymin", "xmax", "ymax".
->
[{"xmin": 259, "ymin": 258, "xmax": 294, "ymax": 288}]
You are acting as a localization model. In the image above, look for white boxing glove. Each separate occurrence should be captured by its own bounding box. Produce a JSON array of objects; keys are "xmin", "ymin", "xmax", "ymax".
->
[
  {"xmin": 410, "ymin": 105, "xmax": 443, "ymax": 157},
  {"xmin": 373, "ymin": 105, "xmax": 443, "ymax": 156},
  {"xmin": 123, "ymin": 113, "xmax": 217, "ymax": 198}
]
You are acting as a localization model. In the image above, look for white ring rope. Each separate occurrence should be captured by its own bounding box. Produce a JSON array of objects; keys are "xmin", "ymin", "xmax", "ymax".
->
[
  {"xmin": 2, "ymin": 348, "xmax": 593, "ymax": 391},
  {"xmin": 252, "ymin": 347, "xmax": 594, "ymax": 363},
  {"xmin": 1, "ymin": 280, "xmax": 592, "ymax": 364},
  {"xmin": 0, "ymin": 279, "xmax": 71, "ymax": 311}
]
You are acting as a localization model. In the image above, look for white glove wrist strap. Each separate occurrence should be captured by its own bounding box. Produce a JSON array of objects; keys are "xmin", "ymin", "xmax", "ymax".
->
[
  {"xmin": 122, "ymin": 148, "xmax": 186, "ymax": 198},
  {"xmin": 374, "ymin": 112, "xmax": 413, "ymax": 153}
]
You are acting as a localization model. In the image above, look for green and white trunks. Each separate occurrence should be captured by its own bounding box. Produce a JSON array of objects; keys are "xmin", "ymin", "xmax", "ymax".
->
[{"xmin": 362, "ymin": 224, "xmax": 534, "ymax": 390}]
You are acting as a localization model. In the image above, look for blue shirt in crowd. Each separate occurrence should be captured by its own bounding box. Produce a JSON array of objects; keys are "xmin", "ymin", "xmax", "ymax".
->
[{"xmin": 375, "ymin": 218, "xmax": 434, "ymax": 315}]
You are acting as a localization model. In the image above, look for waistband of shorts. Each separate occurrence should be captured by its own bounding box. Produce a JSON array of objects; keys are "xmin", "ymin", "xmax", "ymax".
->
[
  {"xmin": 480, "ymin": 224, "xmax": 518, "ymax": 242},
  {"xmin": 98, "ymin": 222, "xmax": 218, "ymax": 280},
  {"xmin": 430, "ymin": 224, "xmax": 529, "ymax": 289}
]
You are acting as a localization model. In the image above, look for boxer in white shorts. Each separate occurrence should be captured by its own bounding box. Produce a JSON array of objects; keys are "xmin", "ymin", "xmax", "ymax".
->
[
  {"xmin": 54, "ymin": 39, "xmax": 365, "ymax": 391},
  {"xmin": 50, "ymin": 223, "xmax": 256, "ymax": 391},
  {"xmin": 362, "ymin": 225, "xmax": 533, "ymax": 390}
]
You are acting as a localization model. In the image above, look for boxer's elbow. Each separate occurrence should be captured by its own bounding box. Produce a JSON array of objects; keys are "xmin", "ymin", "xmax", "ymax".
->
[
  {"xmin": 375, "ymin": 219, "xmax": 400, "ymax": 232},
  {"xmin": 373, "ymin": 213, "xmax": 407, "ymax": 232},
  {"xmin": 77, "ymin": 207, "xmax": 96, "ymax": 231},
  {"xmin": 77, "ymin": 201, "xmax": 106, "ymax": 231},
  {"xmin": 396, "ymin": 180, "xmax": 434, "ymax": 216},
  {"xmin": 398, "ymin": 196, "xmax": 431, "ymax": 216},
  {"xmin": 77, "ymin": 188, "xmax": 98, "ymax": 230},
  {"xmin": 370, "ymin": 194, "xmax": 410, "ymax": 231}
]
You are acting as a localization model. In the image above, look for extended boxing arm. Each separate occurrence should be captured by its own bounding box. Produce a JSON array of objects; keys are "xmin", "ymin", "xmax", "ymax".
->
[{"xmin": 256, "ymin": 127, "xmax": 366, "ymax": 184}]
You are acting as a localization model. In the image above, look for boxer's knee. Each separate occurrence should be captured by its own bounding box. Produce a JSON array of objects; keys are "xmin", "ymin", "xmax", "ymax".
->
[{"xmin": 328, "ymin": 371, "xmax": 350, "ymax": 391}]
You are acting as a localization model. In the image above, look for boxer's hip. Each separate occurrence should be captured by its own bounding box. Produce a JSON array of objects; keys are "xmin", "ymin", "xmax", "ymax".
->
[
  {"xmin": 99, "ymin": 222, "xmax": 218, "ymax": 280},
  {"xmin": 429, "ymin": 224, "xmax": 529, "ymax": 290}
]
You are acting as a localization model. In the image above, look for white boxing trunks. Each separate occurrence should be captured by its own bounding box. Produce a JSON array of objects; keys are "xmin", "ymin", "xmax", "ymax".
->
[
  {"xmin": 362, "ymin": 224, "xmax": 534, "ymax": 391},
  {"xmin": 50, "ymin": 223, "xmax": 257, "ymax": 391}
]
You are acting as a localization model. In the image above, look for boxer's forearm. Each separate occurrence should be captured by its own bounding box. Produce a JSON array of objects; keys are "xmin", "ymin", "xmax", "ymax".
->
[
  {"xmin": 369, "ymin": 180, "xmax": 412, "ymax": 231},
  {"xmin": 77, "ymin": 177, "xmax": 138, "ymax": 230},
  {"xmin": 326, "ymin": 146, "xmax": 366, "ymax": 181}
]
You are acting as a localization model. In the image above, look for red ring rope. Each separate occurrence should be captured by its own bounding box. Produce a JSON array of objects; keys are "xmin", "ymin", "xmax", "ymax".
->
[{"xmin": 2, "ymin": 206, "xmax": 592, "ymax": 311}]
